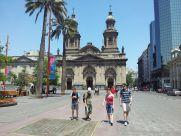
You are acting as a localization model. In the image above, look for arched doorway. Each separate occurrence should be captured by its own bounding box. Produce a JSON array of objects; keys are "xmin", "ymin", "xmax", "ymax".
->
[
  {"xmin": 67, "ymin": 78, "xmax": 72, "ymax": 90},
  {"xmin": 105, "ymin": 67, "xmax": 116, "ymax": 88},
  {"xmin": 107, "ymin": 78, "xmax": 114, "ymax": 88},
  {"xmin": 66, "ymin": 68, "xmax": 74, "ymax": 90},
  {"xmin": 83, "ymin": 65, "xmax": 96, "ymax": 89},
  {"xmin": 86, "ymin": 77, "xmax": 93, "ymax": 89}
]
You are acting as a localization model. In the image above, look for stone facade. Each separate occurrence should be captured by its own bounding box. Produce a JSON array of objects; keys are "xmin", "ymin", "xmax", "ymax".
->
[
  {"xmin": 58, "ymin": 10, "xmax": 127, "ymax": 90},
  {"xmin": 170, "ymin": 46, "xmax": 181, "ymax": 89}
]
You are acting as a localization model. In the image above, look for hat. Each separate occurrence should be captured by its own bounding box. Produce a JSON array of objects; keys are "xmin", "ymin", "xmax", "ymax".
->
[{"xmin": 88, "ymin": 87, "xmax": 91, "ymax": 91}]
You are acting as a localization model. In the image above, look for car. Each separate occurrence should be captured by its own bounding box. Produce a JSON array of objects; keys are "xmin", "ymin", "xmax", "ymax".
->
[
  {"xmin": 134, "ymin": 87, "xmax": 138, "ymax": 91},
  {"xmin": 167, "ymin": 89, "xmax": 181, "ymax": 96},
  {"xmin": 163, "ymin": 86, "xmax": 172, "ymax": 94},
  {"xmin": 157, "ymin": 88, "xmax": 163, "ymax": 93}
]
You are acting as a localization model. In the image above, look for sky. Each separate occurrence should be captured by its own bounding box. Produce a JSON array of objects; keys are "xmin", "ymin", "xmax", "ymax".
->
[{"xmin": 0, "ymin": 0, "xmax": 154, "ymax": 71}]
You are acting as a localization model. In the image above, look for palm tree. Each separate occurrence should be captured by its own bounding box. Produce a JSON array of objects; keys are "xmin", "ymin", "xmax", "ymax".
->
[
  {"xmin": 25, "ymin": 0, "xmax": 67, "ymax": 97},
  {"xmin": 51, "ymin": 16, "xmax": 77, "ymax": 94}
]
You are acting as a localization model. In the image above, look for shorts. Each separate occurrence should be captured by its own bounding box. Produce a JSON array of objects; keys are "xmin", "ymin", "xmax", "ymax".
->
[
  {"xmin": 106, "ymin": 104, "xmax": 114, "ymax": 115},
  {"xmin": 122, "ymin": 103, "xmax": 131, "ymax": 112},
  {"xmin": 85, "ymin": 104, "xmax": 92, "ymax": 115},
  {"xmin": 71, "ymin": 103, "xmax": 79, "ymax": 110}
]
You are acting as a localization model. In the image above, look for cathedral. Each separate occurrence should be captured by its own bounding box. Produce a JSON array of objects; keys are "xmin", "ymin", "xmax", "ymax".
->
[{"xmin": 58, "ymin": 9, "xmax": 127, "ymax": 90}]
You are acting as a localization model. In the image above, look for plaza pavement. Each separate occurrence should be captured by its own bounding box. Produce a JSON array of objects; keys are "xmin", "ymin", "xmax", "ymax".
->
[{"xmin": 0, "ymin": 90, "xmax": 181, "ymax": 136}]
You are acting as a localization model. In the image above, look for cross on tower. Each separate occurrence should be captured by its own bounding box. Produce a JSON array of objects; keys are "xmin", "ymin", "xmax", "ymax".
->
[
  {"xmin": 73, "ymin": 8, "xmax": 75, "ymax": 14},
  {"xmin": 109, "ymin": 5, "xmax": 112, "ymax": 12}
]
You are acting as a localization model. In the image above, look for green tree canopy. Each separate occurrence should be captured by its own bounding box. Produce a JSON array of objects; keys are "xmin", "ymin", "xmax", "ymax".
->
[
  {"xmin": 0, "ymin": 72, "xmax": 6, "ymax": 82},
  {"xmin": 25, "ymin": 0, "xmax": 67, "ymax": 96},
  {"xmin": 126, "ymin": 71, "xmax": 134, "ymax": 87}
]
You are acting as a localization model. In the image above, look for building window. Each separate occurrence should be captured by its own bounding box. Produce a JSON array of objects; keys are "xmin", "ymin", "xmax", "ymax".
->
[
  {"xmin": 70, "ymin": 38, "xmax": 74, "ymax": 47},
  {"xmin": 108, "ymin": 37, "xmax": 113, "ymax": 45}
]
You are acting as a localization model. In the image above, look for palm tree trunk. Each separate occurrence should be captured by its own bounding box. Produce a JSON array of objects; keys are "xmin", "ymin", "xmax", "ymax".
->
[
  {"xmin": 61, "ymin": 35, "xmax": 66, "ymax": 94},
  {"xmin": 36, "ymin": 8, "xmax": 48, "ymax": 98},
  {"xmin": 46, "ymin": 11, "xmax": 52, "ymax": 97}
]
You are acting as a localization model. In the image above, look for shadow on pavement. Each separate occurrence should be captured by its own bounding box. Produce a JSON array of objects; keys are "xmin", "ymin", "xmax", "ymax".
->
[
  {"xmin": 116, "ymin": 120, "xmax": 125, "ymax": 124},
  {"xmin": 101, "ymin": 120, "xmax": 109, "ymax": 123}
]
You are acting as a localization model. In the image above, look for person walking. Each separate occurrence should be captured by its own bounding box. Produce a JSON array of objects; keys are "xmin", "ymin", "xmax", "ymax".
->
[
  {"xmin": 111, "ymin": 86, "xmax": 116, "ymax": 95},
  {"xmin": 83, "ymin": 87, "xmax": 92, "ymax": 120},
  {"xmin": 120, "ymin": 85, "xmax": 132, "ymax": 126},
  {"xmin": 104, "ymin": 87, "xmax": 114, "ymax": 126},
  {"xmin": 71, "ymin": 88, "xmax": 80, "ymax": 120}
]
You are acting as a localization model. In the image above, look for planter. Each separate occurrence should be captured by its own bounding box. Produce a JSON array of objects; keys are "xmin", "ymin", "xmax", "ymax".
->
[
  {"xmin": 0, "ymin": 98, "xmax": 17, "ymax": 107},
  {"xmin": 0, "ymin": 90, "xmax": 18, "ymax": 97}
]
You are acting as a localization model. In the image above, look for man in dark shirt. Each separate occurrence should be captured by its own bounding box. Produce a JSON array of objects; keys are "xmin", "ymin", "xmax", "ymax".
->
[
  {"xmin": 120, "ymin": 85, "xmax": 132, "ymax": 126},
  {"xmin": 71, "ymin": 88, "xmax": 80, "ymax": 120}
]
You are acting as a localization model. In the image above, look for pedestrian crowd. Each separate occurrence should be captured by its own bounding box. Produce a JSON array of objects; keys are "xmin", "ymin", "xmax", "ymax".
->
[{"xmin": 70, "ymin": 84, "xmax": 132, "ymax": 126}]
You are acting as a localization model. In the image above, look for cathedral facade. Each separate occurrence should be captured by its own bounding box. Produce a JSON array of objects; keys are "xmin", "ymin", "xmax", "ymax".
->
[{"xmin": 58, "ymin": 10, "xmax": 127, "ymax": 90}]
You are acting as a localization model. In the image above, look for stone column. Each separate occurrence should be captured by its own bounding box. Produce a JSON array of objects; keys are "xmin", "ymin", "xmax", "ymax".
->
[
  {"xmin": 73, "ymin": 66, "xmax": 84, "ymax": 89},
  {"xmin": 116, "ymin": 66, "xmax": 122, "ymax": 86},
  {"xmin": 121, "ymin": 66, "xmax": 126, "ymax": 84},
  {"xmin": 95, "ymin": 66, "xmax": 105, "ymax": 86}
]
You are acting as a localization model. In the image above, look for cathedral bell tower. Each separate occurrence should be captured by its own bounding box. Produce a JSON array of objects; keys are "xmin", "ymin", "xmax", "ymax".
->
[
  {"xmin": 102, "ymin": 6, "xmax": 119, "ymax": 53},
  {"xmin": 65, "ymin": 9, "xmax": 81, "ymax": 54}
]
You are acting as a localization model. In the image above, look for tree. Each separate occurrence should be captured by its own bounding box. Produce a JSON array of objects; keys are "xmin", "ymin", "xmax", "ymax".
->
[
  {"xmin": 126, "ymin": 71, "xmax": 134, "ymax": 87},
  {"xmin": 0, "ymin": 55, "xmax": 13, "ymax": 68},
  {"xmin": 25, "ymin": 0, "xmax": 67, "ymax": 97},
  {"xmin": 33, "ymin": 58, "xmax": 59, "ymax": 86},
  {"xmin": 51, "ymin": 16, "xmax": 77, "ymax": 94},
  {"xmin": 14, "ymin": 69, "xmax": 29, "ymax": 91},
  {"xmin": 0, "ymin": 45, "xmax": 13, "ymax": 83},
  {"xmin": 0, "ymin": 72, "xmax": 6, "ymax": 82},
  {"xmin": 7, "ymin": 71, "xmax": 17, "ymax": 84},
  {"xmin": 0, "ymin": 42, "xmax": 4, "ymax": 55}
]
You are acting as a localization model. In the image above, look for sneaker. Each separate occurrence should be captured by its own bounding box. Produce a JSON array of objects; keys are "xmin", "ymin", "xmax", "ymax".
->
[
  {"xmin": 71, "ymin": 117, "xmax": 74, "ymax": 120},
  {"xmin": 124, "ymin": 121, "xmax": 127, "ymax": 126},
  {"xmin": 110, "ymin": 122, "xmax": 113, "ymax": 126}
]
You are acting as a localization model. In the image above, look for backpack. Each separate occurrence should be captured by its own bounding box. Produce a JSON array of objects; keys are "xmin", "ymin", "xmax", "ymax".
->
[{"xmin": 83, "ymin": 92, "xmax": 91, "ymax": 103}]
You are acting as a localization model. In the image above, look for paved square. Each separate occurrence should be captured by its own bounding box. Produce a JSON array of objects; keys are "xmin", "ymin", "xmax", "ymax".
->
[
  {"xmin": 14, "ymin": 119, "xmax": 98, "ymax": 136},
  {"xmin": 0, "ymin": 91, "xmax": 181, "ymax": 136}
]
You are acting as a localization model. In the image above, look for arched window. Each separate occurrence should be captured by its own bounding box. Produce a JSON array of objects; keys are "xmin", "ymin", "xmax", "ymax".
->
[
  {"xmin": 105, "ymin": 67, "xmax": 116, "ymax": 79},
  {"xmin": 83, "ymin": 65, "xmax": 96, "ymax": 79},
  {"xmin": 108, "ymin": 37, "xmax": 113, "ymax": 45},
  {"xmin": 66, "ymin": 68, "xmax": 74, "ymax": 79}
]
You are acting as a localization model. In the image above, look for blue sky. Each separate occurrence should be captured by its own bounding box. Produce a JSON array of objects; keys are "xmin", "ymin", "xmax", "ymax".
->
[{"xmin": 0, "ymin": 0, "xmax": 154, "ymax": 71}]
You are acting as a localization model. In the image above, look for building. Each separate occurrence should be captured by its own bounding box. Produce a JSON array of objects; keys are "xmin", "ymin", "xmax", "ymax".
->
[
  {"xmin": 3, "ymin": 9, "xmax": 127, "ymax": 90},
  {"xmin": 149, "ymin": 21, "xmax": 161, "ymax": 70},
  {"xmin": 149, "ymin": 0, "xmax": 181, "ymax": 90},
  {"xmin": 138, "ymin": 48, "xmax": 149, "ymax": 90},
  {"xmin": 57, "ymin": 9, "xmax": 127, "ymax": 90},
  {"xmin": 169, "ymin": 45, "xmax": 181, "ymax": 89},
  {"xmin": 0, "ymin": 50, "xmax": 62, "ymax": 85},
  {"xmin": 154, "ymin": 0, "xmax": 181, "ymax": 65}
]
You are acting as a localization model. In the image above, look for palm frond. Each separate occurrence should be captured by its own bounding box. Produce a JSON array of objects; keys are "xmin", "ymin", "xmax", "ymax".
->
[
  {"xmin": 25, "ymin": 0, "xmax": 42, "ymax": 16},
  {"xmin": 35, "ymin": 5, "xmax": 43, "ymax": 23}
]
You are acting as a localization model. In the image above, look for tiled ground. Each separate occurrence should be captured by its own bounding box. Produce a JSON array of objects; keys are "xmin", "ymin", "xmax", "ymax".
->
[{"xmin": 0, "ymin": 91, "xmax": 181, "ymax": 136}]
